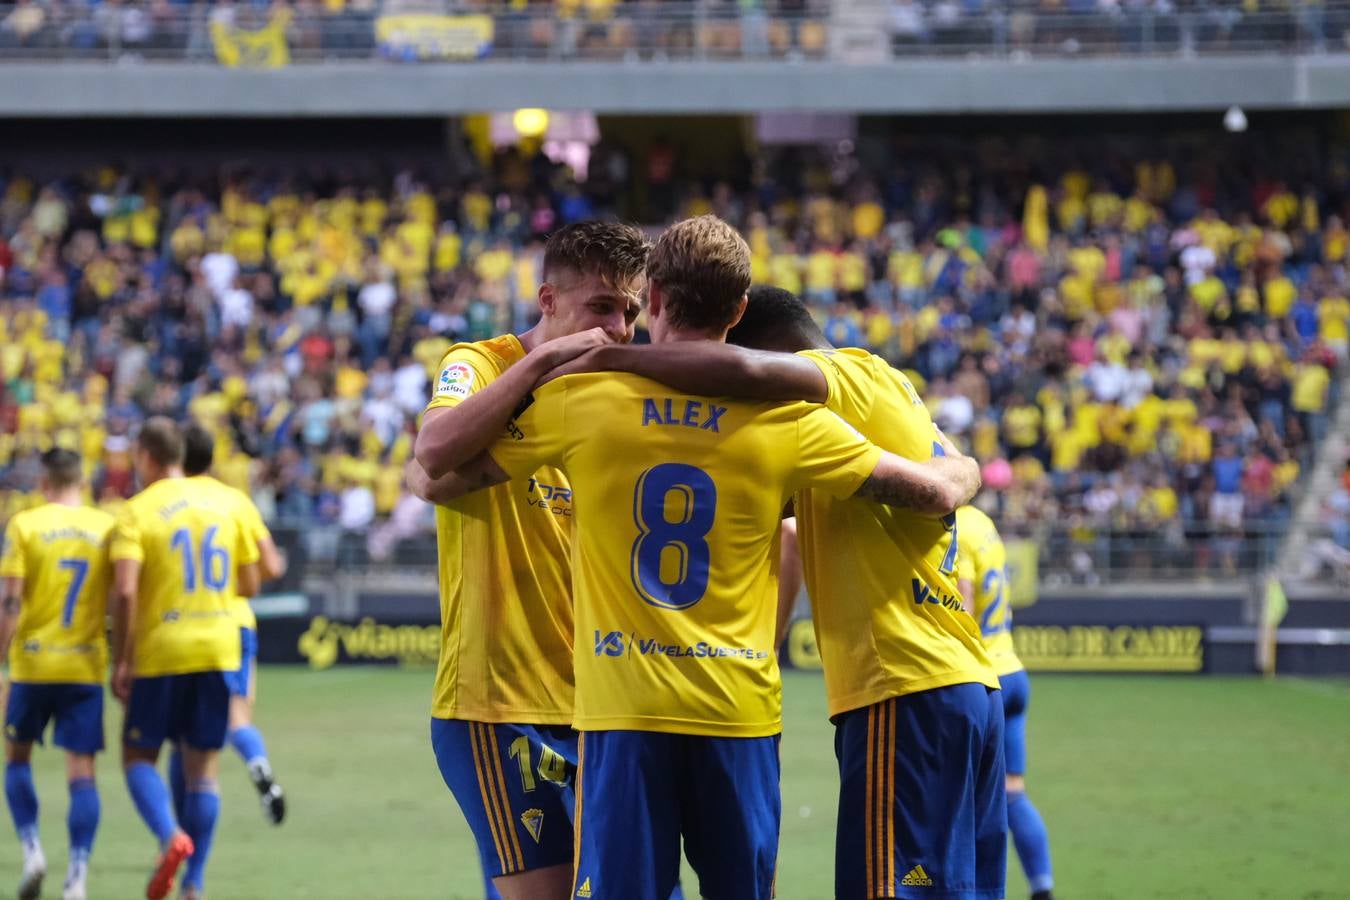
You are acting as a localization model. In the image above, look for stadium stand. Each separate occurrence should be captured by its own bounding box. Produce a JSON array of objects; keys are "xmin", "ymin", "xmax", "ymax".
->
[
  {"xmin": 1, "ymin": 0, "xmax": 1348, "ymax": 63},
  {"xmin": 0, "ymin": 132, "xmax": 1345, "ymax": 581}
]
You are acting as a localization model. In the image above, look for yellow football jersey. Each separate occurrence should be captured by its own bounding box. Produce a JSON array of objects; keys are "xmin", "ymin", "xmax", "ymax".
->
[
  {"xmin": 0, "ymin": 503, "xmax": 114, "ymax": 683},
  {"xmin": 956, "ymin": 505, "xmax": 1023, "ymax": 677},
  {"xmin": 187, "ymin": 476, "xmax": 270, "ymax": 632},
  {"xmin": 109, "ymin": 477, "xmax": 257, "ymax": 677},
  {"xmin": 426, "ymin": 335, "xmax": 574, "ymax": 725},
  {"xmin": 796, "ymin": 349, "xmax": 998, "ymax": 718},
  {"xmin": 490, "ymin": 372, "xmax": 882, "ymax": 738}
]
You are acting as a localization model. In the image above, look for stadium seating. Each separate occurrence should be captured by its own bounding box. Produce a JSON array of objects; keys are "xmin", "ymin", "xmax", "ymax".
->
[
  {"xmin": 1, "ymin": 0, "xmax": 1346, "ymax": 63},
  {"xmin": 0, "ymin": 139, "xmax": 1344, "ymax": 579}
]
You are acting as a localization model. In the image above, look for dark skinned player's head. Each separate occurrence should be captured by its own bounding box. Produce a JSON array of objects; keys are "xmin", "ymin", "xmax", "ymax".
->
[{"xmin": 726, "ymin": 285, "xmax": 830, "ymax": 354}]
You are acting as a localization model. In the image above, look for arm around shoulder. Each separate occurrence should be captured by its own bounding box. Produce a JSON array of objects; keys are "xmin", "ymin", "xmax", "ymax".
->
[
  {"xmin": 547, "ymin": 343, "xmax": 829, "ymax": 403},
  {"xmin": 854, "ymin": 450, "xmax": 982, "ymax": 516}
]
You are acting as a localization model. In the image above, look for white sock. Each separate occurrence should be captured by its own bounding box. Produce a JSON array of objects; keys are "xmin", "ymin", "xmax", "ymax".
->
[
  {"xmin": 66, "ymin": 849, "xmax": 89, "ymax": 884},
  {"xmin": 20, "ymin": 831, "xmax": 44, "ymax": 863}
]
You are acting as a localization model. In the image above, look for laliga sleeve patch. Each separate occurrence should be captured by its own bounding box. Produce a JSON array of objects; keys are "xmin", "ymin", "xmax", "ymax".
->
[{"xmin": 435, "ymin": 361, "xmax": 476, "ymax": 399}]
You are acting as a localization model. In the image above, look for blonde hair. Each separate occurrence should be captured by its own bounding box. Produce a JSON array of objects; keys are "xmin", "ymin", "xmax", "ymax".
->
[{"xmin": 647, "ymin": 215, "xmax": 751, "ymax": 333}]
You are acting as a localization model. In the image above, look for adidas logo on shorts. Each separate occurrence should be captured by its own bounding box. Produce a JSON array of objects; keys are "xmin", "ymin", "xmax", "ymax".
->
[{"xmin": 901, "ymin": 865, "xmax": 935, "ymax": 887}]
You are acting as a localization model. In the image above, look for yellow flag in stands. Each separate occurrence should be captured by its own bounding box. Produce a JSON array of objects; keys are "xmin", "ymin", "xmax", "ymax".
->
[
  {"xmin": 213, "ymin": 10, "xmax": 292, "ymax": 68},
  {"xmin": 1005, "ymin": 538, "xmax": 1039, "ymax": 609}
]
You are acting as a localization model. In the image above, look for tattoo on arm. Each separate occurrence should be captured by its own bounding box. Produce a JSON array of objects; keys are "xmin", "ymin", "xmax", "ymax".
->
[{"xmin": 855, "ymin": 471, "xmax": 944, "ymax": 511}]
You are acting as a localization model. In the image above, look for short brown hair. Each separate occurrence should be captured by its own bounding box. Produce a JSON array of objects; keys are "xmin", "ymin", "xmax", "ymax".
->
[
  {"xmin": 543, "ymin": 221, "xmax": 651, "ymax": 290},
  {"xmin": 647, "ymin": 215, "xmax": 751, "ymax": 333},
  {"xmin": 182, "ymin": 422, "xmax": 215, "ymax": 477},
  {"xmin": 137, "ymin": 416, "xmax": 184, "ymax": 468},
  {"xmin": 40, "ymin": 448, "xmax": 83, "ymax": 490}
]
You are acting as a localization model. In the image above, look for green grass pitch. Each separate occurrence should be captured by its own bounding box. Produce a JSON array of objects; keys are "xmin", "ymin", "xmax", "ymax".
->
[{"xmin": 5, "ymin": 669, "xmax": 1349, "ymax": 899}]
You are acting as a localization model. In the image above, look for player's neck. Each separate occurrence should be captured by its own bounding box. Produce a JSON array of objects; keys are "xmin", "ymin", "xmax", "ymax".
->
[
  {"xmin": 145, "ymin": 466, "xmax": 185, "ymax": 487},
  {"xmin": 45, "ymin": 488, "xmax": 84, "ymax": 508},
  {"xmin": 517, "ymin": 323, "xmax": 551, "ymax": 353},
  {"xmin": 655, "ymin": 327, "xmax": 727, "ymax": 345}
]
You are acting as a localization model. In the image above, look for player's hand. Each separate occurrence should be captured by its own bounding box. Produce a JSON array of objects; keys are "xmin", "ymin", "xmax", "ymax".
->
[
  {"xmin": 112, "ymin": 662, "xmax": 133, "ymax": 703},
  {"xmin": 536, "ymin": 327, "xmax": 614, "ymax": 372},
  {"xmin": 536, "ymin": 346, "xmax": 610, "ymax": 388}
]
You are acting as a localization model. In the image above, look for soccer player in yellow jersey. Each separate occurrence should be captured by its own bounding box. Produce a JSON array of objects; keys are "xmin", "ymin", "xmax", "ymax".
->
[
  {"xmin": 560, "ymin": 285, "xmax": 1003, "ymax": 900},
  {"xmin": 418, "ymin": 217, "xmax": 981, "ymax": 900},
  {"xmin": 1, "ymin": 449, "xmax": 113, "ymax": 900},
  {"xmin": 169, "ymin": 424, "xmax": 288, "ymax": 826},
  {"xmin": 110, "ymin": 418, "xmax": 261, "ymax": 900},
  {"xmin": 407, "ymin": 222, "xmax": 652, "ymax": 900},
  {"xmin": 958, "ymin": 505, "xmax": 1055, "ymax": 900}
]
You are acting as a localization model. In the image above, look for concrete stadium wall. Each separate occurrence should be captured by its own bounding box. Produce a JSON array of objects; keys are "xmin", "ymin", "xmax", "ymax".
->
[{"xmin": 6, "ymin": 55, "xmax": 1350, "ymax": 116}]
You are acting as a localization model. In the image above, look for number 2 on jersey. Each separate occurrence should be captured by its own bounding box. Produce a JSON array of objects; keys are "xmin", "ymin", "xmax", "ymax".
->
[
  {"xmin": 56, "ymin": 558, "xmax": 89, "ymax": 628},
  {"xmin": 980, "ymin": 566, "xmax": 1012, "ymax": 638},
  {"xmin": 170, "ymin": 526, "xmax": 232, "ymax": 593},
  {"xmin": 630, "ymin": 463, "xmax": 717, "ymax": 610}
]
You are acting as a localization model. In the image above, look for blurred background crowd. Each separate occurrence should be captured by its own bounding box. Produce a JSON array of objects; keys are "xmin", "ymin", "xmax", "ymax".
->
[
  {"xmin": 0, "ymin": 129, "xmax": 1346, "ymax": 578},
  {"xmin": 3, "ymin": 0, "xmax": 1349, "ymax": 63}
]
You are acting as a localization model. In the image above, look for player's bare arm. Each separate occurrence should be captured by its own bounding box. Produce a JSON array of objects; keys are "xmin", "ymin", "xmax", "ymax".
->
[
  {"xmin": 777, "ymin": 518, "xmax": 802, "ymax": 650},
  {"xmin": 257, "ymin": 537, "xmax": 286, "ymax": 582},
  {"xmin": 958, "ymin": 576, "xmax": 977, "ymax": 616},
  {"xmin": 110, "ymin": 559, "xmax": 141, "ymax": 702},
  {"xmin": 932, "ymin": 428, "xmax": 982, "ymax": 508},
  {"xmin": 0, "ymin": 576, "xmax": 20, "ymax": 671},
  {"xmin": 854, "ymin": 451, "xmax": 982, "ymax": 516},
  {"xmin": 236, "ymin": 561, "xmax": 262, "ymax": 599},
  {"xmin": 546, "ymin": 343, "xmax": 981, "ymax": 512},
  {"xmin": 541, "ymin": 342, "xmax": 830, "ymax": 402},
  {"xmin": 405, "ymin": 454, "xmax": 510, "ymax": 506},
  {"xmin": 414, "ymin": 328, "xmax": 612, "ymax": 479}
]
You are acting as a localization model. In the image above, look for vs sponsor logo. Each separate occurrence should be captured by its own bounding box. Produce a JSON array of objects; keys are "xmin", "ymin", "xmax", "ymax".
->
[
  {"xmin": 592, "ymin": 628, "xmax": 768, "ymax": 660},
  {"xmin": 594, "ymin": 630, "xmax": 626, "ymax": 657}
]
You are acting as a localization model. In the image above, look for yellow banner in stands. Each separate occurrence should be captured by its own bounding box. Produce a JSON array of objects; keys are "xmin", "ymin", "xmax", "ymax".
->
[
  {"xmin": 375, "ymin": 14, "xmax": 494, "ymax": 61},
  {"xmin": 1005, "ymin": 539, "xmax": 1039, "ymax": 608},
  {"xmin": 212, "ymin": 10, "xmax": 291, "ymax": 68}
]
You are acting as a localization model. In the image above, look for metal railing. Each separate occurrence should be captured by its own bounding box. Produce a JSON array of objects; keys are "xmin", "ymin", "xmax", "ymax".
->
[
  {"xmin": 1, "ymin": 1, "xmax": 1348, "ymax": 64},
  {"xmin": 270, "ymin": 518, "xmax": 1293, "ymax": 586},
  {"xmin": 1008, "ymin": 519, "xmax": 1288, "ymax": 586}
]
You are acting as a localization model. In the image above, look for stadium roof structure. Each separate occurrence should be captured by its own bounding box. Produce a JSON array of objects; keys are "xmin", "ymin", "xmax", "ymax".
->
[{"xmin": 5, "ymin": 56, "xmax": 1350, "ymax": 117}]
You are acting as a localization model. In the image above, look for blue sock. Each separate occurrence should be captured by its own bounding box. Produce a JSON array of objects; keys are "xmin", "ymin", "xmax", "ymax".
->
[
  {"xmin": 229, "ymin": 725, "xmax": 269, "ymax": 769},
  {"xmin": 1008, "ymin": 790, "xmax": 1054, "ymax": 894},
  {"xmin": 4, "ymin": 762, "xmax": 39, "ymax": 849},
  {"xmin": 124, "ymin": 762, "xmax": 177, "ymax": 846},
  {"xmin": 67, "ymin": 778, "xmax": 100, "ymax": 864},
  {"xmin": 168, "ymin": 747, "xmax": 187, "ymax": 822},
  {"xmin": 181, "ymin": 782, "xmax": 221, "ymax": 892}
]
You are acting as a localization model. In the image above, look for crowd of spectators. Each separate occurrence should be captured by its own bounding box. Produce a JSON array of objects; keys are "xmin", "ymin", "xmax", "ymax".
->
[
  {"xmin": 0, "ymin": 0, "xmax": 832, "ymax": 62},
  {"xmin": 1, "ymin": 0, "xmax": 1345, "ymax": 63},
  {"xmin": 0, "ymin": 132, "xmax": 1345, "ymax": 578}
]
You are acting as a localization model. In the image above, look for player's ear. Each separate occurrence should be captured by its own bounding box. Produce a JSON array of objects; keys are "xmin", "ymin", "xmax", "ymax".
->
[
  {"xmin": 726, "ymin": 293, "xmax": 749, "ymax": 331},
  {"xmin": 647, "ymin": 281, "xmax": 665, "ymax": 321},
  {"xmin": 538, "ymin": 281, "xmax": 557, "ymax": 319}
]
